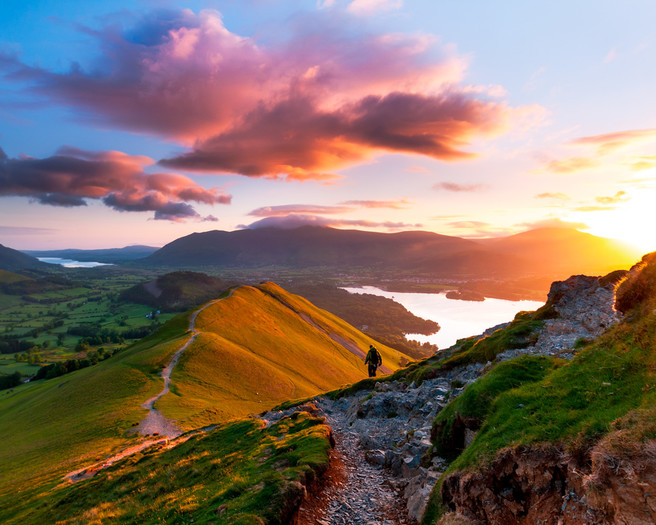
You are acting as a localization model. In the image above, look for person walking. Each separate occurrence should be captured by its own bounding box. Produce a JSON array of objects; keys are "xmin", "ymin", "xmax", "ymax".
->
[{"xmin": 364, "ymin": 344, "xmax": 382, "ymax": 377}]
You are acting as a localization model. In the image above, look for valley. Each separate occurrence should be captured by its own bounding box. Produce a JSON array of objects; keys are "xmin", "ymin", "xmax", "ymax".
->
[{"xmin": 0, "ymin": 227, "xmax": 652, "ymax": 524}]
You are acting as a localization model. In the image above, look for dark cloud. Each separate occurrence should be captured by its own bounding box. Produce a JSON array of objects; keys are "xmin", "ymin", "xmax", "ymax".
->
[
  {"xmin": 0, "ymin": 146, "xmax": 231, "ymax": 221},
  {"xmin": 160, "ymin": 92, "xmax": 513, "ymax": 180},
  {"xmin": 32, "ymin": 193, "xmax": 88, "ymax": 207},
  {"xmin": 153, "ymin": 202, "xmax": 200, "ymax": 222}
]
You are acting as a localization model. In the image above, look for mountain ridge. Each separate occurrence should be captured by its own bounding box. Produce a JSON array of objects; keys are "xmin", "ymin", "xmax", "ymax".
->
[{"xmin": 141, "ymin": 226, "xmax": 639, "ymax": 283}]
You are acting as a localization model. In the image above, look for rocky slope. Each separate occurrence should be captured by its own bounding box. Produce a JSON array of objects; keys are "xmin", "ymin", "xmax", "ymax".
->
[{"xmin": 264, "ymin": 267, "xmax": 638, "ymax": 523}]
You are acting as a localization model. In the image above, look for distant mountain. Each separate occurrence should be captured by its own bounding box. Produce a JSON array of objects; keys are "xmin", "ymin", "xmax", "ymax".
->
[
  {"xmin": 142, "ymin": 226, "xmax": 639, "ymax": 282},
  {"xmin": 0, "ymin": 244, "xmax": 46, "ymax": 271},
  {"xmin": 23, "ymin": 245, "xmax": 158, "ymax": 263},
  {"xmin": 143, "ymin": 226, "xmax": 512, "ymax": 273},
  {"xmin": 477, "ymin": 227, "xmax": 640, "ymax": 276}
]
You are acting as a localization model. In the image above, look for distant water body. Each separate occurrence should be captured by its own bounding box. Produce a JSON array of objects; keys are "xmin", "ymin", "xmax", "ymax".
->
[
  {"xmin": 342, "ymin": 286, "xmax": 544, "ymax": 350},
  {"xmin": 38, "ymin": 257, "xmax": 113, "ymax": 268}
]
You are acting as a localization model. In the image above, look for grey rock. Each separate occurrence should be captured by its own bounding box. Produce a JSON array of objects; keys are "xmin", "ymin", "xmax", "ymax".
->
[{"xmin": 364, "ymin": 449, "xmax": 386, "ymax": 468}]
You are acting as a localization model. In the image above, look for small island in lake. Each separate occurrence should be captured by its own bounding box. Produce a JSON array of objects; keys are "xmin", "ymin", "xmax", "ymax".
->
[{"xmin": 446, "ymin": 290, "xmax": 486, "ymax": 302}]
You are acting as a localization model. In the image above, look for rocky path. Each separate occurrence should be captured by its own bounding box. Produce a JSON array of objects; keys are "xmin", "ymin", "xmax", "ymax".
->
[{"xmin": 295, "ymin": 402, "xmax": 414, "ymax": 525}]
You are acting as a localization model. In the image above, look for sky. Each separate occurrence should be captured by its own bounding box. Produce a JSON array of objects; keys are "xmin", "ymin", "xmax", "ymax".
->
[{"xmin": 1, "ymin": 0, "xmax": 655, "ymax": 251}]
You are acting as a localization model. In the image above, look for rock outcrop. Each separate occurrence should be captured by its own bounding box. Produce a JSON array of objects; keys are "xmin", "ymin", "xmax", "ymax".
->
[
  {"xmin": 441, "ymin": 434, "xmax": 656, "ymax": 525},
  {"xmin": 498, "ymin": 274, "xmax": 623, "ymax": 361}
]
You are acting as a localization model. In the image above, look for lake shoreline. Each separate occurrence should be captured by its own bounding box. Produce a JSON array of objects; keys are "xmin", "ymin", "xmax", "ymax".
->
[{"xmin": 342, "ymin": 286, "xmax": 544, "ymax": 350}]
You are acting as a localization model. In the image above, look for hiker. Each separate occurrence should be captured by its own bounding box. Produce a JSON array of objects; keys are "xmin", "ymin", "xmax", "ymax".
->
[{"xmin": 364, "ymin": 344, "xmax": 382, "ymax": 377}]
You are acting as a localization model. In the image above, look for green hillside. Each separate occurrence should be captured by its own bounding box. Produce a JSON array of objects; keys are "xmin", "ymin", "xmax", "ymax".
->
[
  {"xmin": 0, "ymin": 281, "xmax": 411, "ymax": 522},
  {"xmin": 158, "ymin": 282, "xmax": 410, "ymax": 428},
  {"xmin": 420, "ymin": 252, "xmax": 656, "ymax": 523},
  {"xmin": 4, "ymin": 410, "xmax": 332, "ymax": 524}
]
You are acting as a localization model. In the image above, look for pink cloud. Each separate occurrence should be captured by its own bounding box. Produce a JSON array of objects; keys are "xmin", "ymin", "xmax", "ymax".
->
[
  {"xmin": 249, "ymin": 204, "xmax": 353, "ymax": 217},
  {"xmin": 433, "ymin": 182, "xmax": 486, "ymax": 192},
  {"xmin": 569, "ymin": 129, "xmax": 656, "ymax": 155},
  {"xmin": 347, "ymin": 0, "xmax": 404, "ymax": 15},
  {"xmin": 341, "ymin": 199, "xmax": 412, "ymax": 209},
  {"xmin": 0, "ymin": 146, "xmax": 230, "ymax": 221},
  {"xmin": 244, "ymin": 214, "xmax": 421, "ymax": 230},
  {"xmin": 3, "ymin": 9, "xmax": 536, "ymax": 180}
]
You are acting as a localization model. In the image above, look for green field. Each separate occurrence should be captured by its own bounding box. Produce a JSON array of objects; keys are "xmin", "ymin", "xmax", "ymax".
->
[{"xmin": 0, "ymin": 267, "xmax": 177, "ymax": 376}]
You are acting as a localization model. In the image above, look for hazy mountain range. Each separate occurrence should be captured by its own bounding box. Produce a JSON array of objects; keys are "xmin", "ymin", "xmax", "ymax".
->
[{"xmin": 141, "ymin": 226, "xmax": 639, "ymax": 279}]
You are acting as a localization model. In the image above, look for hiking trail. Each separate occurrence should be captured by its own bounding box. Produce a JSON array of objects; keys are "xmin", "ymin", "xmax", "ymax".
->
[
  {"xmin": 294, "ymin": 399, "xmax": 413, "ymax": 525},
  {"xmin": 65, "ymin": 290, "xmax": 235, "ymax": 482}
]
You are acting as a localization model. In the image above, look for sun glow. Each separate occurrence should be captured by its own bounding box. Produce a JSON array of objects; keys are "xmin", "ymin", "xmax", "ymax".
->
[{"xmin": 581, "ymin": 186, "xmax": 656, "ymax": 256}]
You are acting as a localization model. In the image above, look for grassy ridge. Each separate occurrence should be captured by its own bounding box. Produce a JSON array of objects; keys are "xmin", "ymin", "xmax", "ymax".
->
[
  {"xmin": 161, "ymin": 283, "xmax": 412, "ymax": 429},
  {"xmin": 1, "ymin": 281, "xmax": 412, "ymax": 521},
  {"xmin": 4, "ymin": 411, "xmax": 332, "ymax": 525}
]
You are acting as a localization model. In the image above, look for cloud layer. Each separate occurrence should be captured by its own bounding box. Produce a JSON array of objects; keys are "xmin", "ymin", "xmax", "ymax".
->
[
  {"xmin": 5, "ymin": 9, "xmax": 534, "ymax": 180},
  {"xmin": 0, "ymin": 147, "xmax": 230, "ymax": 221},
  {"xmin": 245, "ymin": 214, "xmax": 420, "ymax": 230}
]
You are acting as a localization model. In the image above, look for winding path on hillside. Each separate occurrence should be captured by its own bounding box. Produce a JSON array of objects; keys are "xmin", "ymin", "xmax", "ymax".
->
[
  {"xmin": 138, "ymin": 288, "xmax": 235, "ymax": 438},
  {"xmin": 66, "ymin": 290, "xmax": 236, "ymax": 483}
]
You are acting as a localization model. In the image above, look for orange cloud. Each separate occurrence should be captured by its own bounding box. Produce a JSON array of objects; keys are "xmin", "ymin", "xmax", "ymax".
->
[
  {"xmin": 544, "ymin": 156, "xmax": 599, "ymax": 174},
  {"xmin": 535, "ymin": 192, "xmax": 570, "ymax": 200},
  {"xmin": 626, "ymin": 155, "xmax": 656, "ymax": 171},
  {"xmin": 573, "ymin": 206, "xmax": 616, "ymax": 212},
  {"xmin": 595, "ymin": 191, "xmax": 628, "ymax": 205},
  {"xmin": 517, "ymin": 218, "xmax": 588, "ymax": 230},
  {"xmin": 569, "ymin": 129, "xmax": 656, "ymax": 155}
]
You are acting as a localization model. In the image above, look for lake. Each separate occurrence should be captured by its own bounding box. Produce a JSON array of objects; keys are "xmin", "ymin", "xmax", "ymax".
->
[
  {"xmin": 342, "ymin": 286, "xmax": 545, "ymax": 350},
  {"xmin": 38, "ymin": 257, "xmax": 113, "ymax": 268}
]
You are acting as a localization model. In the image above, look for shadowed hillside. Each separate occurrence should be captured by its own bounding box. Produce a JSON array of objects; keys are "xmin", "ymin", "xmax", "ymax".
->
[
  {"xmin": 119, "ymin": 270, "xmax": 234, "ymax": 311},
  {"xmin": 0, "ymin": 244, "xmax": 46, "ymax": 272}
]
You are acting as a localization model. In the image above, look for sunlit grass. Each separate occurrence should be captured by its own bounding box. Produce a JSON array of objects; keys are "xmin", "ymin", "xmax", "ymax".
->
[{"xmin": 5, "ymin": 412, "xmax": 332, "ymax": 525}]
